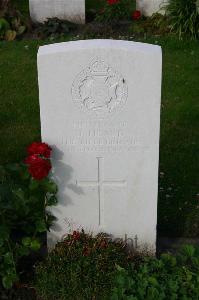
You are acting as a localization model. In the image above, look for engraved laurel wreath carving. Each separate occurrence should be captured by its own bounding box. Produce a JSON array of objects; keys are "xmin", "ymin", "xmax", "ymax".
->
[{"xmin": 71, "ymin": 58, "xmax": 128, "ymax": 118}]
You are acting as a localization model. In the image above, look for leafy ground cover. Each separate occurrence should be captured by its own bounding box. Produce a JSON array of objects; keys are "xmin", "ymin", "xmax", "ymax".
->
[
  {"xmin": 1, "ymin": 232, "xmax": 199, "ymax": 299},
  {"xmin": 34, "ymin": 237, "xmax": 199, "ymax": 300},
  {"xmin": 34, "ymin": 231, "xmax": 129, "ymax": 300},
  {"xmin": 0, "ymin": 36, "xmax": 198, "ymax": 239}
]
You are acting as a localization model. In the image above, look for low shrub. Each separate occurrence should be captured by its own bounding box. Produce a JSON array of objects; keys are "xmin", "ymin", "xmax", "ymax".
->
[
  {"xmin": 95, "ymin": 0, "xmax": 136, "ymax": 24},
  {"xmin": 0, "ymin": 142, "xmax": 57, "ymax": 289},
  {"xmin": 0, "ymin": 1, "xmax": 27, "ymax": 40},
  {"xmin": 34, "ymin": 231, "xmax": 129, "ymax": 300},
  {"xmin": 36, "ymin": 18, "xmax": 78, "ymax": 39},
  {"xmin": 165, "ymin": 0, "xmax": 199, "ymax": 39},
  {"xmin": 111, "ymin": 245, "xmax": 199, "ymax": 299},
  {"xmin": 35, "ymin": 237, "xmax": 199, "ymax": 300}
]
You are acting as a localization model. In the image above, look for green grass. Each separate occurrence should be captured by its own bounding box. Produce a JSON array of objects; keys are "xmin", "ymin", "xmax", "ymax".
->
[
  {"xmin": 0, "ymin": 40, "xmax": 41, "ymax": 161},
  {"xmin": 0, "ymin": 36, "xmax": 198, "ymax": 238},
  {"xmin": 156, "ymin": 38, "xmax": 199, "ymax": 237}
]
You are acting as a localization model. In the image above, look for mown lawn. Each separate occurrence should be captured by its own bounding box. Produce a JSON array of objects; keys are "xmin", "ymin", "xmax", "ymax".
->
[{"xmin": 0, "ymin": 35, "xmax": 198, "ymax": 238}]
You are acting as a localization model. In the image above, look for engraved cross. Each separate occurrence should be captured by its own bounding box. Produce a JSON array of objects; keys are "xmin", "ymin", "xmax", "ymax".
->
[{"xmin": 76, "ymin": 157, "xmax": 127, "ymax": 227}]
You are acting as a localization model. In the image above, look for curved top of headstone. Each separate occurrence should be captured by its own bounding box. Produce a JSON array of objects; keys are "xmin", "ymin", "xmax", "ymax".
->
[{"xmin": 38, "ymin": 39, "xmax": 162, "ymax": 56}]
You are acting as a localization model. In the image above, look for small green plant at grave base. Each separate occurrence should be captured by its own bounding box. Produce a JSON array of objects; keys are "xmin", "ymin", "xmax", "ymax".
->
[
  {"xmin": 165, "ymin": 0, "xmax": 199, "ymax": 39},
  {"xmin": 0, "ymin": 142, "xmax": 58, "ymax": 290},
  {"xmin": 36, "ymin": 18, "xmax": 78, "ymax": 39},
  {"xmin": 110, "ymin": 245, "xmax": 199, "ymax": 300},
  {"xmin": 34, "ymin": 231, "xmax": 129, "ymax": 300},
  {"xmin": 0, "ymin": 1, "xmax": 27, "ymax": 41},
  {"xmin": 95, "ymin": 0, "xmax": 136, "ymax": 24}
]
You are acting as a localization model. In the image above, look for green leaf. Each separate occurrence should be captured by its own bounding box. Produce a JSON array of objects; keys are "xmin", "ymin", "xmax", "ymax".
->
[
  {"xmin": 3, "ymin": 252, "xmax": 13, "ymax": 265},
  {"xmin": 180, "ymin": 245, "xmax": 195, "ymax": 258},
  {"xmin": 148, "ymin": 277, "xmax": 158, "ymax": 286},
  {"xmin": 17, "ymin": 245, "xmax": 30, "ymax": 257},
  {"xmin": 42, "ymin": 180, "xmax": 57, "ymax": 193},
  {"xmin": 5, "ymin": 30, "xmax": 17, "ymax": 41},
  {"xmin": 20, "ymin": 167, "xmax": 30, "ymax": 180},
  {"xmin": 110, "ymin": 293, "xmax": 119, "ymax": 300},
  {"xmin": 5, "ymin": 163, "xmax": 20, "ymax": 172},
  {"xmin": 46, "ymin": 195, "xmax": 58, "ymax": 206},
  {"xmin": 36, "ymin": 220, "xmax": 47, "ymax": 233},
  {"xmin": 0, "ymin": 18, "xmax": 10, "ymax": 32},
  {"xmin": 12, "ymin": 188, "xmax": 25, "ymax": 201},
  {"xmin": 30, "ymin": 239, "xmax": 41, "ymax": 251},
  {"xmin": 29, "ymin": 178, "xmax": 39, "ymax": 190},
  {"xmin": 2, "ymin": 275, "xmax": 13, "ymax": 289},
  {"xmin": 126, "ymin": 296, "xmax": 138, "ymax": 300},
  {"xmin": 11, "ymin": 17, "xmax": 20, "ymax": 30},
  {"xmin": 22, "ymin": 237, "xmax": 31, "ymax": 247},
  {"xmin": 196, "ymin": 0, "xmax": 199, "ymax": 14},
  {"xmin": 115, "ymin": 264, "xmax": 125, "ymax": 272},
  {"xmin": 46, "ymin": 214, "xmax": 57, "ymax": 228},
  {"xmin": 17, "ymin": 25, "xmax": 26, "ymax": 36}
]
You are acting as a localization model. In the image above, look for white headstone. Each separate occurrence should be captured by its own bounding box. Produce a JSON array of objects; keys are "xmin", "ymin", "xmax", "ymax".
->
[
  {"xmin": 38, "ymin": 39, "xmax": 162, "ymax": 252},
  {"xmin": 136, "ymin": 0, "xmax": 166, "ymax": 16},
  {"xmin": 29, "ymin": 0, "xmax": 85, "ymax": 24}
]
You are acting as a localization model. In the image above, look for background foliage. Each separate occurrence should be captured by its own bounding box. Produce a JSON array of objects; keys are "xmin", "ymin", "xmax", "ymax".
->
[{"xmin": 166, "ymin": 0, "xmax": 199, "ymax": 39}]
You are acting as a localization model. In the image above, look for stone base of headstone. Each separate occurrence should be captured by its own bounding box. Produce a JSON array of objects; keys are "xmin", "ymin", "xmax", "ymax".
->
[
  {"xmin": 136, "ymin": 0, "xmax": 166, "ymax": 16},
  {"xmin": 29, "ymin": 0, "xmax": 85, "ymax": 24}
]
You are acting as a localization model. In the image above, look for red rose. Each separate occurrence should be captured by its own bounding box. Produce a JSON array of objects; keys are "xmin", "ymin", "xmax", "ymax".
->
[
  {"xmin": 132, "ymin": 10, "xmax": 141, "ymax": 20},
  {"xmin": 25, "ymin": 155, "xmax": 51, "ymax": 180},
  {"xmin": 24, "ymin": 154, "xmax": 40, "ymax": 165},
  {"xmin": 72, "ymin": 231, "xmax": 81, "ymax": 241},
  {"xmin": 108, "ymin": 0, "xmax": 119, "ymax": 5},
  {"xmin": 27, "ymin": 142, "xmax": 52, "ymax": 158}
]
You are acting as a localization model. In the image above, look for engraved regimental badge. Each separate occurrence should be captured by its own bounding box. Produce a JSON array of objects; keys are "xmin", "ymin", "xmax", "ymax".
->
[{"xmin": 71, "ymin": 59, "xmax": 128, "ymax": 118}]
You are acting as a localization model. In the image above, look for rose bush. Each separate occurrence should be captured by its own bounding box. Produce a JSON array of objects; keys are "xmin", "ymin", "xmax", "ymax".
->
[
  {"xmin": 132, "ymin": 10, "xmax": 141, "ymax": 20},
  {"xmin": 96, "ymin": 0, "xmax": 136, "ymax": 24},
  {"xmin": 0, "ymin": 142, "xmax": 57, "ymax": 290}
]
